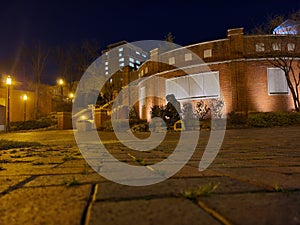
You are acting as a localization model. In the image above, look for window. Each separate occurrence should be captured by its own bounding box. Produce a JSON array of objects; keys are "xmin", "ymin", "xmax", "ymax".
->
[
  {"xmin": 105, "ymin": 71, "xmax": 108, "ymax": 75},
  {"xmin": 105, "ymin": 66, "xmax": 108, "ymax": 71},
  {"xmin": 204, "ymin": 49, "xmax": 212, "ymax": 58},
  {"xmin": 267, "ymin": 68, "xmax": 289, "ymax": 95},
  {"xmin": 166, "ymin": 72, "xmax": 220, "ymax": 100},
  {"xmin": 145, "ymin": 67, "xmax": 148, "ymax": 74},
  {"xmin": 136, "ymin": 51, "xmax": 140, "ymax": 55},
  {"xmin": 136, "ymin": 60, "xmax": 140, "ymax": 64},
  {"xmin": 119, "ymin": 47, "xmax": 123, "ymax": 52},
  {"xmin": 119, "ymin": 53, "xmax": 122, "ymax": 57},
  {"xmin": 105, "ymin": 61, "xmax": 108, "ymax": 65},
  {"xmin": 120, "ymin": 63, "xmax": 125, "ymax": 67},
  {"xmin": 185, "ymin": 53, "xmax": 192, "ymax": 61},
  {"xmin": 256, "ymin": 43, "xmax": 265, "ymax": 52},
  {"xmin": 272, "ymin": 43, "xmax": 281, "ymax": 51},
  {"xmin": 119, "ymin": 57, "xmax": 124, "ymax": 62},
  {"xmin": 129, "ymin": 57, "xmax": 134, "ymax": 62},
  {"xmin": 142, "ymin": 54, "xmax": 147, "ymax": 58},
  {"xmin": 109, "ymin": 78, "xmax": 113, "ymax": 84},
  {"xmin": 287, "ymin": 43, "xmax": 295, "ymax": 51},
  {"xmin": 169, "ymin": 57, "xmax": 175, "ymax": 65},
  {"xmin": 140, "ymin": 87, "xmax": 146, "ymax": 106},
  {"xmin": 141, "ymin": 70, "xmax": 144, "ymax": 76},
  {"xmin": 129, "ymin": 62, "xmax": 134, "ymax": 67}
]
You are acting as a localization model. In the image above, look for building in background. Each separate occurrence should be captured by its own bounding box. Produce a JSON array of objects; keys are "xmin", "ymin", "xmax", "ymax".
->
[
  {"xmin": 101, "ymin": 41, "xmax": 148, "ymax": 77},
  {"xmin": 273, "ymin": 19, "xmax": 300, "ymax": 35}
]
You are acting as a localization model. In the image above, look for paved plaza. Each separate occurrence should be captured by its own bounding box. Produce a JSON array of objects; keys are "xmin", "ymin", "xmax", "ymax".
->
[{"xmin": 0, "ymin": 126, "xmax": 300, "ymax": 225}]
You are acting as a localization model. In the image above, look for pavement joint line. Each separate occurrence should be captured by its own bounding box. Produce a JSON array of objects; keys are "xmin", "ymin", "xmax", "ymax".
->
[
  {"xmin": 197, "ymin": 200, "xmax": 233, "ymax": 225},
  {"xmin": 0, "ymin": 175, "xmax": 38, "ymax": 197},
  {"xmin": 81, "ymin": 183, "xmax": 99, "ymax": 225}
]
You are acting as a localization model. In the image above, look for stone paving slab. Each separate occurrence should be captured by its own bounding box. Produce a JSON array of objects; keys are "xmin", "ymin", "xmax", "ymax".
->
[
  {"xmin": 0, "ymin": 185, "xmax": 91, "ymax": 225},
  {"xmin": 95, "ymin": 176, "xmax": 263, "ymax": 201},
  {"xmin": 200, "ymin": 192, "xmax": 300, "ymax": 225},
  {"xmin": 89, "ymin": 197, "xmax": 221, "ymax": 225},
  {"xmin": 214, "ymin": 167, "xmax": 300, "ymax": 190}
]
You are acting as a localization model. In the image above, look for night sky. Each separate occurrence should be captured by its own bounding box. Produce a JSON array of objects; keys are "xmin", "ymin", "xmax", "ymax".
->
[{"xmin": 1, "ymin": 0, "xmax": 299, "ymax": 84}]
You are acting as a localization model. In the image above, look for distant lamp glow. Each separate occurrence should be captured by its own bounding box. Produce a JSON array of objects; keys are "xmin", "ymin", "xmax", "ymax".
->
[
  {"xmin": 58, "ymin": 78, "xmax": 64, "ymax": 86},
  {"xmin": 23, "ymin": 94, "xmax": 28, "ymax": 122},
  {"xmin": 69, "ymin": 92, "xmax": 74, "ymax": 99},
  {"xmin": 57, "ymin": 78, "xmax": 64, "ymax": 100},
  {"xmin": 6, "ymin": 75, "xmax": 12, "ymax": 132},
  {"xmin": 6, "ymin": 76, "xmax": 12, "ymax": 85}
]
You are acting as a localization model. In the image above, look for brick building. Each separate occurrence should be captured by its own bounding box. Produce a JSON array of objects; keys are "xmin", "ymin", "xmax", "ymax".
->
[{"xmin": 122, "ymin": 28, "xmax": 300, "ymax": 121}]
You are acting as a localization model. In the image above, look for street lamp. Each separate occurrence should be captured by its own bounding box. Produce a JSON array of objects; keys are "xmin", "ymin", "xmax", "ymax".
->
[
  {"xmin": 69, "ymin": 92, "xmax": 74, "ymax": 103},
  {"xmin": 57, "ymin": 78, "xmax": 64, "ymax": 100},
  {"xmin": 23, "ymin": 94, "xmax": 28, "ymax": 122},
  {"xmin": 6, "ymin": 75, "xmax": 12, "ymax": 132}
]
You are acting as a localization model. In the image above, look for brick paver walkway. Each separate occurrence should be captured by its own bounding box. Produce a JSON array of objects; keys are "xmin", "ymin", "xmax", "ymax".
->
[{"xmin": 0, "ymin": 126, "xmax": 299, "ymax": 225}]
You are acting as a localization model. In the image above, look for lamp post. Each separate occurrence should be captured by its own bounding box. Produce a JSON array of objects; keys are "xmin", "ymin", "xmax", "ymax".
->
[
  {"xmin": 69, "ymin": 92, "xmax": 74, "ymax": 103},
  {"xmin": 23, "ymin": 94, "xmax": 28, "ymax": 122},
  {"xmin": 6, "ymin": 75, "xmax": 12, "ymax": 132},
  {"xmin": 57, "ymin": 78, "xmax": 64, "ymax": 101}
]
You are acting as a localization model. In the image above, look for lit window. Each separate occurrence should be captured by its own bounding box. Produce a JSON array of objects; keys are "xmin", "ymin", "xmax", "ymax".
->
[
  {"xmin": 272, "ymin": 43, "xmax": 281, "ymax": 51},
  {"xmin": 267, "ymin": 68, "xmax": 289, "ymax": 95},
  {"xmin": 169, "ymin": 57, "xmax": 175, "ymax": 65},
  {"xmin": 141, "ymin": 70, "xmax": 144, "ymax": 76},
  {"xmin": 105, "ymin": 66, "xmax": 108, "ymax": 70},
  {"xmin": 136, "ymin": 65, "xmax": 140, "ymax": 69},
  {"xmin": 136, "ymin": 51, "xmax": 140, "ymax": 55},
  {"xmin": 136, "ymin": 60, "xmax": 140, "ymax": 64},
  {"xmin": 119, "ymin": 58, "xmax": 124, "ymax": 62},
  {"xmin": 287, "ymin": 43, "xmax": 295, "ymax": 51},
  {"xmin": 145, "ymin": 67, "xmax": 148, "ymax": 74},
  {"xmin": 142, "ymin": 54, "xmax": 147, "ymax": 58},
  {"xmin": 120, "ymin": 63, "xmax": 125, "ymax": 67},
  {"xmin": 119, "ymin": 47, "xmax": 123, "ymax": 52},
  {"xmin": 105, "ymin": 61, "xmax": 108, "ymax": 65},
  {"xmin": 105, "ymin": 71, "xmax": 108, "ymax": 75},
  {"xmin": 256, "ymin": 43, "xmax": 265, "ymax": 52},
  {"xmin": 105, "ymin": 52, "xmax": 108, "ymax": 56},
  {"xmin": 119, "ymin": 53, "xmax": 122, "ymax": 57},
  {"xmin": 109, "ymin": 78, "xmax": 113, "ymax": 83},
  {"xmin": 204, "ymin": 49, "xmax": 212, "ymax": 58},
  {"xmin": 129, "ymin": 57, "xmax": 134, "ymax": 62},
  {"xmin": 185, "ymin": 53, "xmax": 192, "ymax": 61},
  {"xmin": 129, "ymin": 62, "xmax": 134, "ymax": 67}
]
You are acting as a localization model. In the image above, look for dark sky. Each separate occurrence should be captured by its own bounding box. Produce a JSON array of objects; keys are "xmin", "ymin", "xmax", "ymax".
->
[{"xmin": 0, "ymin": 0, "xmax": 299, "ymax": 83}]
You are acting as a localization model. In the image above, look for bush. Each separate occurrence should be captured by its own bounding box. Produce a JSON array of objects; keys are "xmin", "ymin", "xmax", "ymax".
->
[
  {"xmin": 0, "ymin": 139, "xmax": 41, "ymax": 150},
  {"xmin": 10, "ymin": 114, "xmax": 57, "ymax": 131},
  {"xmin": 228, "ymin": 111, "xmax": 248, "ymax": 125},
  {"xmin": 248, "ymin": 112, "xmax": 300, "ymax": 127}
]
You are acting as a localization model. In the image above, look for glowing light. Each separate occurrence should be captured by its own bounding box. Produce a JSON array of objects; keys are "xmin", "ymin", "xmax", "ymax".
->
[{"xmin": 6, "ymin": 76, "xmax": 12, "ymax": 85}]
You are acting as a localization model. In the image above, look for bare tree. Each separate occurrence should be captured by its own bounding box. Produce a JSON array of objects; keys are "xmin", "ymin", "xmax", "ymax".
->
[
  {"xmin": 250, "ymin": 10, "xmax": 300, "ymax": 112},
  {"xmin": 55, "ymin": 45, "xmax": 76, "ymax": 93},
  {"xmin": 24, "ymin": 41, "xmax": 50, "ymax": 118}
]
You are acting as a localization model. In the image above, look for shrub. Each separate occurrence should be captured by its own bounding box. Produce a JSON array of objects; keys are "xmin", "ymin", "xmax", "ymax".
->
[
  {"xmin": 0, "ymin": 139, "xmax": 41, "ymax": 150},
  {"xmin": 248, "ymin": 112, "xmax": 300, "ymax": 127},
  {"xmin": 228, "ymin": 111, "xmax": 248, "ymax": 125}
]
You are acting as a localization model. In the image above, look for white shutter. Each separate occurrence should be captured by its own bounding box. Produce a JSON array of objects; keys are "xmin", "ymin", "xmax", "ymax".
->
[{"xmin": 267, "ymin": 68, "xmax": 289, "ymax": 94}]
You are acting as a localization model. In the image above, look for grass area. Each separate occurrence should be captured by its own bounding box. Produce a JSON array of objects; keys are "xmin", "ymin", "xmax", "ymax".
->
[{"xmin": 0, "ymin": 139, "xmax": 42, "ymax": 150}]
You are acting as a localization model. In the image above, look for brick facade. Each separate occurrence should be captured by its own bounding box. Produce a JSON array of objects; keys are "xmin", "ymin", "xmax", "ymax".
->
[{"xmin": 129, "ymin": 28, "xmax": 300, "ymax": 121}]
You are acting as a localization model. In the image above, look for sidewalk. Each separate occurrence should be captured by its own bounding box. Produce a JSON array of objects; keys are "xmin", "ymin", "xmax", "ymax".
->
[{"xmin": 0, "ymin": 127, "xmax": 300, "ymax": 225}]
